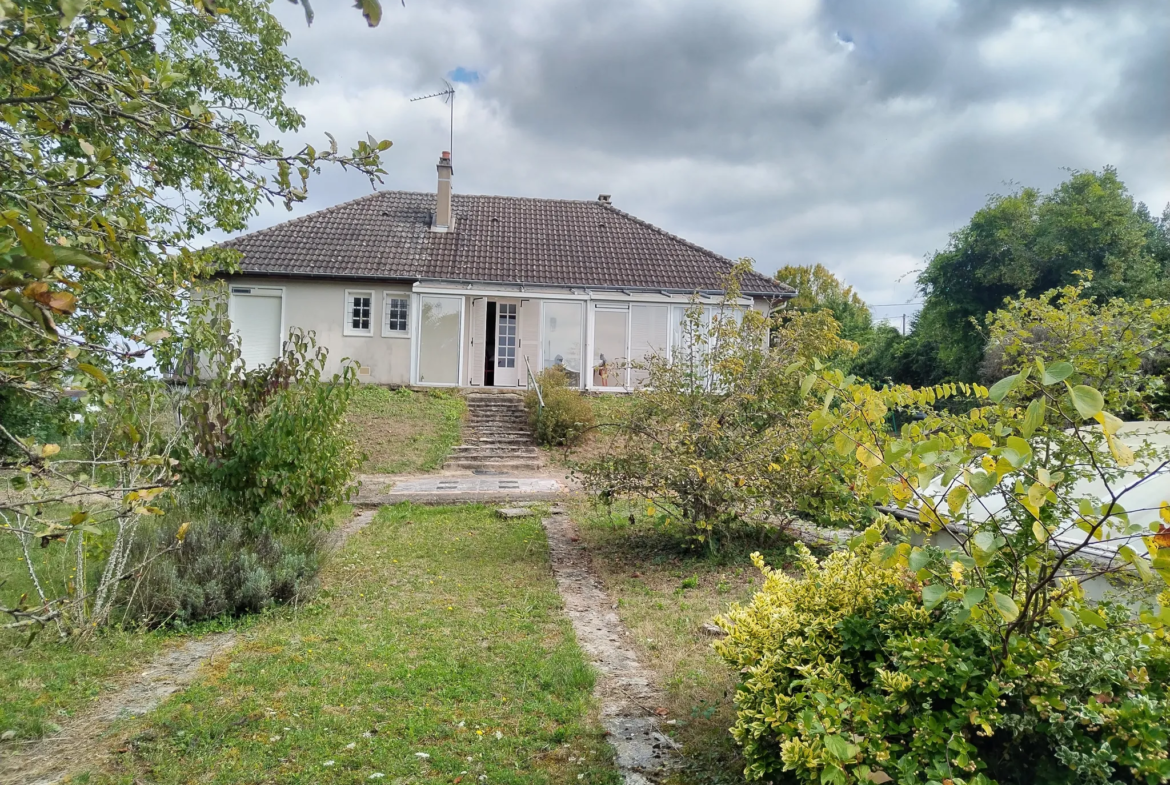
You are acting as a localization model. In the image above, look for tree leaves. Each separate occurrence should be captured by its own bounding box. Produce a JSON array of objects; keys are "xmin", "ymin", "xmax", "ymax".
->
[
  {"xmin": 822, "ymin": 734, "xmax": 860, "ymax": 761},
  {"xmin": 1021, "ymin": 398, "xmax": 1045, "ymax": 438},
  {"xmin": 1041, "ymin": 361, "xmax": 1074, "ymax": 385},
  {"xmin": 962, "ymin": 587, "xmax": 986, "ymax": 609},
  {"xmin": 988, "ymin": 374, "xmax": 1019, "ymax": 403},
  {"xmin": 354, "ymin": 0, "xmax": 381, "ymax": 26},
  {"xmin": 1067, "ymin": 384, "xmax": 1104, "ymax": 419},
  {"xmin": 58, "ymin": 0, "xmax": 89, "ymax": 25},
  {"xmin": 77, "ymin": 363, "xmax": 108, "ymax": 384},
  {"xmin": 991, "ymin": 592, "xmax": 1019, "ymax": 622},
  {"xmin": 922, "ymin": 584, "xmax": 947, "ymax": 610}
]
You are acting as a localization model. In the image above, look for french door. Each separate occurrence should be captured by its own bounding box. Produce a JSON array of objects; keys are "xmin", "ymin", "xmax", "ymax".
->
[{"xmin": 494, "ymin": 300, "xmax": 519, "ymax": 386}]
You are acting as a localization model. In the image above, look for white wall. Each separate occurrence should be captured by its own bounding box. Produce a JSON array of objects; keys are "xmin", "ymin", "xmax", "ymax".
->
[{"xmin": 227, "ymin": 276, "xmax": 413, "ymax": 385}]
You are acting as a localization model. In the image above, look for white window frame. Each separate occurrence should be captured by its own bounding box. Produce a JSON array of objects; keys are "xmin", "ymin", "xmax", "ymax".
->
[
  {"xmin": 382, "ymin": 291, "xmax": 412, "ymax": 337},
  {"xmin": 588, "ymin": 302, "xmax": 632, "ymax": 392},
  {"xmin": 344, "ymin": 289, "xmax": 375, "ymax": 337}
]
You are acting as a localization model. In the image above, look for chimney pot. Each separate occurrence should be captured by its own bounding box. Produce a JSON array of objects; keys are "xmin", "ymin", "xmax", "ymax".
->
[{"xmin": 598, "ymin": 194, "xmax": 611, "ymax": 203}]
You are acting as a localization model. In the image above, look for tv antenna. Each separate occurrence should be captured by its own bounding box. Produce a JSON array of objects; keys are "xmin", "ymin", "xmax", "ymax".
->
[{"xmin": 411, "ymin": 79, "xmax": 456, "ymax": 156}]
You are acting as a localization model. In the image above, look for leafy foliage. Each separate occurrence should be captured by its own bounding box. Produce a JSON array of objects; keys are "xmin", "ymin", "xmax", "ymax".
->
[
  {"xmin": 716, "ymin": 327, "xmax": 1170, "ymax": 782},
  {"xmin": 775, "ymin": 263, "xmax": 874, "ymax": 346},
  {"xmin": 124, "ymin": 491, "xmax": 326, "ymax": 626},
  {"xmin": 526, "ymin": 366, "xmax": 595, "ymax": 447},
  {"xmin": 0, "ymin": 0, "xmax": 390, "ymax": 402},
  {"xmin": 179, "ymin": 322, "xmax": 361, "ymax": 535},
  {"xmin": 717, "ymin": 539, "xmax": 1170, "ymax": 785},
  {"xmin": 578, "ymin": 266, "xmax": 857, "ymax": 548},
  {"xmin": 980, "ymin": 275, "xmax": 1170, "ymax": 417},
  {"xmin": 913, "ymin": 168, "xmax": 1170, "ymax": 381}
]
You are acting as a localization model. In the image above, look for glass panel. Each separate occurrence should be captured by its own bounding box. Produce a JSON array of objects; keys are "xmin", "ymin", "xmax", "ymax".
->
[
  {"xmin": 384, "ymin": 297, "xmax": 409, "ymax": 333},
  {"xmin": 543, "ymin": 301, "xmax": 583, "ymax": 388},
  {"xmin": 351, "ymin": 294, "xmax": 371, "ymax": 331},
  {"xmin": 418, "ymin": 295, "xmax": 462, "ymax": 385},
  {"xmin": 670, "ymin": 304, "xmax": 711, "ymax": 388},
  {"xmin": 592, "ymin": 308, "xmax": 628, "ymax": 388},
  {"xmin": 497, "ymin": 303, "xmax": 517, "ymax": 368}
]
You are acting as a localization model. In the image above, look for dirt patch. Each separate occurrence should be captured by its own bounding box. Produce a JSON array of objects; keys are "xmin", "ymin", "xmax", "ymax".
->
[
  {"xmin": 542, "ymin": 510, "xmax": 676, "ymax": 784},
  {"xmin": 0, "ymin": 509, "xmax": 379, "ymax": 785}
]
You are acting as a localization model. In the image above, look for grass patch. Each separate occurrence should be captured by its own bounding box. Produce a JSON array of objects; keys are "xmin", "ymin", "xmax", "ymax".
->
[
  {"xmin": 89, "ymin": 504, "xmax": 619, "ymax": 784},
  {"xmin": 344, "ymin": 386, "xmax": 465, "ymax": 474},
  {"xmin": 544, "ymin": 393, "xmax": 634, "ymax": 467},
  {"xmin": 572, "ymin": 501, "xmax": 804, "ymax": 784},
  {"xmin": 0, "ymin": 626, "xmax": 170, "ymax": 741}
]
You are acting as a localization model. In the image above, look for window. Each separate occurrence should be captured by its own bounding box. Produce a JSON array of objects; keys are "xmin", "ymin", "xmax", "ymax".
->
[
  {"xmin": 383, "ymin": 294, "xmax": 410, "ymax": 336},
  {"xmin": 344, "ymin": 290, "xmax": 373, "ymax": 336},
  {"xmin": 497, "ymin": 302, "xmax": 517, "ymax": 368}
]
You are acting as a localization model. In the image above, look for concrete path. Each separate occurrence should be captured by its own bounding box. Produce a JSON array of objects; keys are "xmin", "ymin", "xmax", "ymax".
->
[{"xmin": 542, "ymin": 509, "xmax": 676, "ymax": 784}]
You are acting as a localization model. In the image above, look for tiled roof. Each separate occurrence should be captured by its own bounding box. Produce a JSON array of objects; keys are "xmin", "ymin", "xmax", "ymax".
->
[{"xmin": 223, "ymin": 191, "xmax": 794, "ymax": 297}]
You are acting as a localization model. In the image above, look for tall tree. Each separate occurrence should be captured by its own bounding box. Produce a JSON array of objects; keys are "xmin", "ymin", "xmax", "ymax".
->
[
  {"xmin": 774, "ymin": 263, "xmax": 872, "ymax": 344},
  {"xmin": 915, "ymin": 167, "xmax": 1167, "ymax": 381},
  {"xmin": 0, "ymin": 0, "xmax": 390, "ymax": 406}
]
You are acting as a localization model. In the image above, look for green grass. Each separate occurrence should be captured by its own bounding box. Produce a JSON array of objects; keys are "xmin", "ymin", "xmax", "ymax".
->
[
  {"xmin": 343, "ymin": 386, "xmax": 466, "ymax": 474},
  {"xmin": 572, "ymin": 501, "xmax": 804, "ymax": 784},
  {"xmin": 0, "ymin": 625, "xmax": 170, "ymax": 741},
  {"xmin": 89, "ymin": 504, "xmax": 619, "ymax": 784}
]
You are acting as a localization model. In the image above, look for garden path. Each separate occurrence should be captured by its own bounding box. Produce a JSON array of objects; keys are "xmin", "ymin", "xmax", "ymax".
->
[{"xmin": 542, "ymin": 507, "xmax": 677, "ymax": 784}]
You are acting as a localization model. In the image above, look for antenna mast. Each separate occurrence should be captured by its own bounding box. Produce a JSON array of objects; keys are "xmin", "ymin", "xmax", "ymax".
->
[{"xmin": 410, "ymin": 79, "xmax": 456, "ymax": 156}]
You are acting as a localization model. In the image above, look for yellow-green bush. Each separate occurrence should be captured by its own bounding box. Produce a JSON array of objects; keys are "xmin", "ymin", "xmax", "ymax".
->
[
  {"xmin": 525, "ymin": 366, "xmax": 595, "ymax": 447},
  {"xmin": 716, "ymin": 531, "xmax": 1170, "ymax": 785}
]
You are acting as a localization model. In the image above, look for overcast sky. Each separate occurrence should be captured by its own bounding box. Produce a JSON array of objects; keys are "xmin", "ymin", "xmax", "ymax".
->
[{"xmin": 243, "ymin": 0, "xmax": 1170, "ymax": 328}]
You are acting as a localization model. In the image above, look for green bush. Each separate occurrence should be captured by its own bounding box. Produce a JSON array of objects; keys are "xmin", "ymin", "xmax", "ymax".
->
[
  {"xmin": 717, "ymin": 537, "xmax": 1170, "ymax": 785},
  {"xmin": 179, "ymin": 327, "xmax": 361, "ymax": 534},
  {"xmin": 525, "ymin": 366, "xmax": 594, "ymax": 447},
  {"xmin": 124, "ymin": 492, "xmax": 326, "ymax": 626}
]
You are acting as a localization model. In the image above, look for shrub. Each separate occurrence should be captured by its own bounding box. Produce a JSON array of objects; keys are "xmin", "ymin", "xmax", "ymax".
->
[
  {"xmin": 721, "ymin": 336, "xmax": 1170, "ymax": 783},
  {"xmin": 526, "ymin": 366, "xmax": 595, "ymax": 447},
  {"xmin": 179, "ymin": 326, "xmax": 362, "ymax": 534},
  {"xmin": 717, "ymin": 536, "xmax": 1170, "ymax": 785},
  {"xmin": 577, "ymin": 264, "xmax": 856, "ymax": 547},
  {"xmin": 124, "ymin": 491, "xmax": 326, "ymax": 626}
]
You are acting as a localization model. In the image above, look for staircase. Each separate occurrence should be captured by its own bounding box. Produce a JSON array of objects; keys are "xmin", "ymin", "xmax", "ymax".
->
[{"xmin": 444, "ymin": 392, "xmax": 542, "ymax": 473}]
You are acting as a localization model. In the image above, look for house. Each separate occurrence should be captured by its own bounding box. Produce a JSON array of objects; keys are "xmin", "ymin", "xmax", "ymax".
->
[{"xmin": 221, "ymin": 152, "xmax": 795, "ymax": 390}]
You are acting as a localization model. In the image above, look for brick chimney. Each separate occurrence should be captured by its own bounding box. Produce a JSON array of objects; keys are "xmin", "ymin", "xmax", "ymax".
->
[{"xmin": 433, "ymin": 151, "xmax": 454, "ymax": 232}]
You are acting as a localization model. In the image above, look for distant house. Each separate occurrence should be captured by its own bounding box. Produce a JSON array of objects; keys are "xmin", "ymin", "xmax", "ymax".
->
[{"xmin": 221, "ymin": 152, "xmax": 795, "ymax": 389}]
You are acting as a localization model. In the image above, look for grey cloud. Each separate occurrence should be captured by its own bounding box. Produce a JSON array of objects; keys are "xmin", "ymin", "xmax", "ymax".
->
[{"xmin": 236, "ymin": 0, "xmax": 1169, "ymax": 312}]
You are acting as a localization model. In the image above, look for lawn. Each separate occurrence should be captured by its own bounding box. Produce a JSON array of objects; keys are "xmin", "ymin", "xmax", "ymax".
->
[
  {"xmin": 572, "ymin": 502, "xmax": 805, "ymax": 785},
  {"xmin": 84, "ymin": 504, "xmax": 619, "ymax": 784},
  {"xmin": 343, "ymin": 386, "xmax": 466, "ymax": 474}
]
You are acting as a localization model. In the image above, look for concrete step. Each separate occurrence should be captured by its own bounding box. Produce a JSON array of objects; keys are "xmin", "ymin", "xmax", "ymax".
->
[
  {"xmin": 444, "ymin": 459, "xmax": 543, "ymax": 471},
  {"xmin": 452, "ymin": 445, "xmax": 540, "ymax": 456}
]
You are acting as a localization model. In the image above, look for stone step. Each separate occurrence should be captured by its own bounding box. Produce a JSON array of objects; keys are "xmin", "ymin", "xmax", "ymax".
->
[
  {"xmin": 444, "ymin": 459, "xmax": 543, "ymax": 472},
  {"xmin": 452, "ymin": 445, "xmax": 539, "ymax": 455}
]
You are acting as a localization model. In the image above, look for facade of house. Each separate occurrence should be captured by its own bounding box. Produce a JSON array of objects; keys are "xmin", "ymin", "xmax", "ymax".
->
[{"xmin": 221, "ymin": 152, "xmax": 795, "ymax": 390}]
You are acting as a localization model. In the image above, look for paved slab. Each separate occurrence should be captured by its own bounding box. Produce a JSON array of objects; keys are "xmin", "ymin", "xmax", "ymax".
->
[{"xmin": 356, "ymin": 476, "xmax": 570, "ymax": 506}]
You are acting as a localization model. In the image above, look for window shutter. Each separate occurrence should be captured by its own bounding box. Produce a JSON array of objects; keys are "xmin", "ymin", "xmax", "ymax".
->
[{"xmin": 469, "ymin": 297, "xmax": 486, "ymax": 386}]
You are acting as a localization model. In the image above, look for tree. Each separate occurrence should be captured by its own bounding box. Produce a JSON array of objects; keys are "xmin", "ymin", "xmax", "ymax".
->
[
  {"xmin": 914, "ymin": 168, "xmax": 1167, "ymax": 381},
  {"xmin": 775, "ymin": 263, "xmax": 873, "ymax": 345},
  {"xmin": 579, "ymin": 264, "xmax": 857, "ymax": 549},
  {"xmin": 0, "ymin": 0, "xmax": 390, "ymax": 405},
  {"xmin": 0, "ymin": 0, "xmax": 388, "ymax": 633}
]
